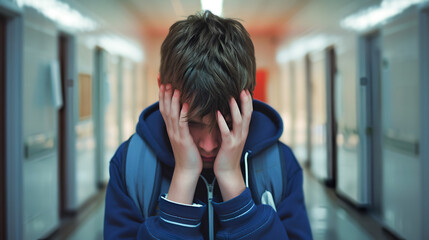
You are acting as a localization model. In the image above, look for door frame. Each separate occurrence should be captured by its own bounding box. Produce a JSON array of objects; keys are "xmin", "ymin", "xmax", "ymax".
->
[
  {"xmin": 358, "ymin": 31, "xmax": 382, "ymax": 208},
  {"xmin": 58, "ymin": 33, "xmax": 78, "ymax": 215},
  {"xmin": 419, "ymin": 8, "xmax": 429, "ymax": 240},
  {"xmin": 94, "ymin": 47, "xmax": 108, "ymax": 188},
  {"xmin": 304, "ymin": 54, "xmax": 312, "ymax": 168},
  {"xmin": 325, "ymin": 46, "xmax": 337, "ymax": 188},
  {"xmin": 289, "ymin": 61, "xmax": 297, "ymax": 149}
]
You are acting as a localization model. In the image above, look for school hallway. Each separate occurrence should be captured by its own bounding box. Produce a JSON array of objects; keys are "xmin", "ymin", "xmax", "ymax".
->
[
  {"xmin": 47, "ymin": 166, "xmax": 397, "ymax": 240},
  {"xmin": 2, "ymin": 1, "xmax": 428, "ymax": 239}
]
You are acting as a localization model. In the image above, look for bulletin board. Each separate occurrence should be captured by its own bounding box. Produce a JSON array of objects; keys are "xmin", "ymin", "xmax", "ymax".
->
[{"xmin": 79, "ymin": 73, "xmax": 92, "ymax": 120}]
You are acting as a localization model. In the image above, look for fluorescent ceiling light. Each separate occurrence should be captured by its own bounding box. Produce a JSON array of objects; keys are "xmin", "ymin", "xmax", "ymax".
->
[
  {"xmin": 276, "ymin": 35, "xmax": 339, "ymax": 63},
  {"xmin": 200, "ymin": 0, "xmax": 223, "ymax": 16},
  {"xmin": 341, "ymin": 0, "xmax": 428, "ymax": 31},
  {"xmin": 22, "ymin": 0, "xmax": 97, "ymax": 32},
  {"xmin": 99, "ymin": 35, "xmax": 144, "ymax": 62},
  {"xmin": 85, "ymin": 34, "xmax": 144, "ymax": 62}
]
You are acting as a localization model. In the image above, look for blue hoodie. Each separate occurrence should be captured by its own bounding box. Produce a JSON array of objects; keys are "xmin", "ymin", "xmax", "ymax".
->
[{"xmin": 104, "ymin": 100, "xmax": 313, "ymax": 239}]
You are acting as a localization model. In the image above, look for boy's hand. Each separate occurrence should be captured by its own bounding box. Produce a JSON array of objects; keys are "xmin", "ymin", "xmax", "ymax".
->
[
  {"xmin": 214, "ymin": 90, "xmax": 253, "ymax": 201},
  {"xmin": 159, "ymin": 84, "xmax": 202, "ymax": 204}
]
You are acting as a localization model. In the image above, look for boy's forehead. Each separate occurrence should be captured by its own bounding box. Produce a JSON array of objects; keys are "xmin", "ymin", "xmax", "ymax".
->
[
  {"xmin": 188, "ymin": 114, "xmax": 213, "ymax": 124},
  {"xmin": 184, "ymin": 100, "xmax": 232, "ymax": 123},
  {"xmin": 187, "ymin": 112, "xmax": 232, "ymax": 123}
]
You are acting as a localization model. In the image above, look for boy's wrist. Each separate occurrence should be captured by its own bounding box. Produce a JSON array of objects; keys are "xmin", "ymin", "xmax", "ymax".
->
[
  {"xmin": 167, "ymin": 168, "xmax": 200, "ymax": 205},
  {"xmin": 215, "ymin": 169, "xmax": 246, "ymax": 201}
]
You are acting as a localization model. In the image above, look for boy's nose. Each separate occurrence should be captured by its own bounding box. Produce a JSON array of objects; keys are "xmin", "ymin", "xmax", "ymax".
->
[{"xmin": 199, "ymin": 132, "xmax": 219, "ymax": 154}]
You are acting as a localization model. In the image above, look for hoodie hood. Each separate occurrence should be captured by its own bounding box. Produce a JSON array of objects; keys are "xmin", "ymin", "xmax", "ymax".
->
[{"xmin": 136, "ymin": 99, "xmax": 283, "ymax": 167}]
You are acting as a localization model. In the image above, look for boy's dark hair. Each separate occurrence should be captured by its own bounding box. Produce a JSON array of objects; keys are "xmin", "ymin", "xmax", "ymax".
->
[{"xmin": 160, "ymin": 10, "xmax": 256, "ymax": 127}]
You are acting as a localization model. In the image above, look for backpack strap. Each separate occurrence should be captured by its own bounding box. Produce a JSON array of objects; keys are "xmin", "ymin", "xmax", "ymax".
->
[
  {"xmin": 247, "ymin": 142, "xmax": 286, "ymax": 209},
  {"xmin": 124, "ymin": 134, "xmax": 163, "ymax": 218}
]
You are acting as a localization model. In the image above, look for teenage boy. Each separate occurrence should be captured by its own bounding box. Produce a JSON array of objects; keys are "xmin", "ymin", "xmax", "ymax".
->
[{"xmin": 104, "ymin": 10, "xmax": 312, "ymax": 240}]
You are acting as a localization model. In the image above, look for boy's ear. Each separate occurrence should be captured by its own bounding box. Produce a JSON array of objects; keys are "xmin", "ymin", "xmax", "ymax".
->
[{"xmin": 157, "ymin": 74, "xmax": 161, "ymax": 87}]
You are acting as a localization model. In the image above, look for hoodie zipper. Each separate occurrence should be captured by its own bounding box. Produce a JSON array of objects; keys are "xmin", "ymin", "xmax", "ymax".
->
[
  {"xmin": 200, "ymin": 151, "xmax": 250, "ymax": 240},
  {"xmin": 200, "ymin": 175, "xmax": 216, "ymax": 240}
]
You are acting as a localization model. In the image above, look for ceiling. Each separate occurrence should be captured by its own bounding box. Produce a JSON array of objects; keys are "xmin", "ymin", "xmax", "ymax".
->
[
  {"xmin": 73, "ymin": 0, "xmax": 381, "ymax": 49},
  {"xmin": 120, "ymin": 0, "xmax": 311, "ymax": 37}
]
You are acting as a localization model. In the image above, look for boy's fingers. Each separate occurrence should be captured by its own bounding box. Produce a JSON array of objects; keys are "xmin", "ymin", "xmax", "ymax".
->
[
  {"xmin": 160, "ymin": 84, "xmax": 174, "ymax": 136},
  {"xmin": 159, "ymin": 84, "xmax": 165, "ymax": 115},
  {"xmin": 217, "ymin": 111, "xmax": 230, "ymax": 138},
  {"xmin": 170, "ymin": 89, "xmax": 180, "ymax": 133},
  {"xmin": 163, "ymin": 84, "xmax": 173, "ymax": 114},
  {"xmin": 241, "ymin": 90, "xmax": 253, "ymax": 131},
  {"xmin": 240, "ymin": 90, "xmax": 252, "ymax": 118},
  {"xmin": 230, "ymin": 97, "xmax": 242, "ymax": 133},
  {"xmin": 179, "ymin": 103, "xmax": 190, "ymax": 138},
  {"xmin": 163, "ymin": 84, "xmax": 173, "ymax": 125}
]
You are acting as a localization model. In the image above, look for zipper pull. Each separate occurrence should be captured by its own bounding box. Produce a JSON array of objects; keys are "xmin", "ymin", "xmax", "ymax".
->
[{"xmin": 208, "ymin": 184, "xmax": 214, "ymax": 200}]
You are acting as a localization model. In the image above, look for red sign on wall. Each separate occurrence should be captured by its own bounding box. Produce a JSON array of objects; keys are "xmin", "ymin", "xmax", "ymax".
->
[{"xmin": 253, "ymin": 68, "xmax": 268, "ymax": 102}]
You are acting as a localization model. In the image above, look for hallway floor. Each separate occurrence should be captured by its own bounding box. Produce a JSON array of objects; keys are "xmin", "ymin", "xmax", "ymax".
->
[
  {"xmin": 51, "ymin": 167, "xmax": 399, "ymax": 240},
  {"xmin": 302, "ymin": 168, "xmax": 397, "ymax": 240}
]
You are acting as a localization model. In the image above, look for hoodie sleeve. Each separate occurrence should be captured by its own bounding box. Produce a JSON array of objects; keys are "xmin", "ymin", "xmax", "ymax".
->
[
  {"xmin": 211, "ymin": 144, "xmax": 313, "ymax": 240},
  {"xmin": 103, "ymin": 142, "xmax": 207, "ymax": 240}
]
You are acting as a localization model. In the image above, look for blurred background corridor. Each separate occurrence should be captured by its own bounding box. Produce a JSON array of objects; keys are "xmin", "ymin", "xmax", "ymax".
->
[{"xmin": 1, "ymin": 0, "xmax": 429, "ymax": 239}]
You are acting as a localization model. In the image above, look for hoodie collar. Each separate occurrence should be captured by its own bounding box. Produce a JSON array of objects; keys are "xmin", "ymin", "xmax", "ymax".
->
[{"xmin": 136, "ymin": 100, "xmax": 283, "ymax": 167}]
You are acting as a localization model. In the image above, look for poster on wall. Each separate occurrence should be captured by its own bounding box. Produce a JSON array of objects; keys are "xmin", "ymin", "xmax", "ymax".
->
[{"xmin": 79, "ymin": 73, "xmax": 92, "ymax": 120}]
